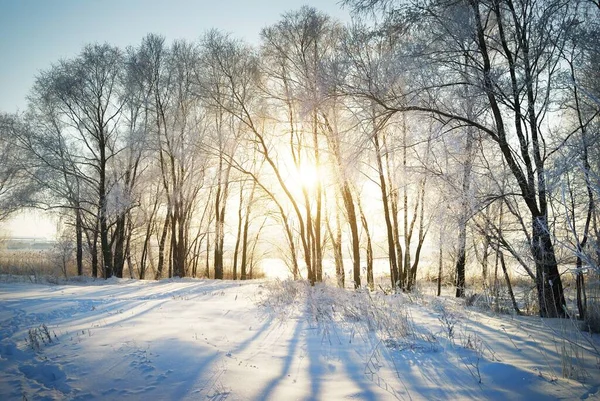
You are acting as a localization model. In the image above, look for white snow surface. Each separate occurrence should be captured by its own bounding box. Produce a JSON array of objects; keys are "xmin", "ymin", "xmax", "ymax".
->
[{"xmin": 1, "ymin": 276, "xmax": 599, "ymax": 400}]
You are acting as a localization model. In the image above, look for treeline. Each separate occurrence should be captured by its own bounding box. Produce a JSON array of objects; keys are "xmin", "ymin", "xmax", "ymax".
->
[{"xmin": 0, "ymin": 1, "xmax": 599, "ymax": 319}]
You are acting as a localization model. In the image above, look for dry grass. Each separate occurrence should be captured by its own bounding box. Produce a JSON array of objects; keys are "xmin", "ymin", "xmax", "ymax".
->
[
  {"xmin": 0, "ymin": 247, "xmax": 266, "ymax": 282},
  {"xmin": 0, "ymin": 249, "xmax": 66, "ymax": 277},
  {"xmin": 200, "ymin": 266, "xmax": 266, "ymax": 280}
]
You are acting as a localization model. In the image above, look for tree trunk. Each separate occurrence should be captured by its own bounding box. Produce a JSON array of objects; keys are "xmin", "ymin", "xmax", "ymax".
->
[
  {"xmin": 499, "ymin": 251, "xmax": 521, "ymax": 315},
  {"xmin": 454, "ymin": 253, "xmax": 466, "ymax": 298},
  {"xmin": 407, "ymin": 179, "xmax": 427, "ymax": 291},
  {"xmin": 532, "ymin": 216, "xmax": 566, "ymax": 317},
  {"xmin": 240, "ymin": 181, "xmax": 257, "ymax": 280},
  {"xmin": 140, "ymin": 223, "xmax": 152, "ymax": 280},
  {"xmin": 454, "ymin": 118, "xmax": 475, "ymax": 298},
  {"xmin": 315, "ymin": 188, "xmax": 323, "ymax": 283},
  {"xmin": 391, "ymin": 189, "xmax": 404, "ymax": 288},
  {"xmin": 214, "ymin": 156, "xmax": 231, "ymax": 280},
  {"xmin": 437, "ymin": 225, "xmax": 443, "ymax": 297},
  {"xmin": 327, "ymin": 209, "xmax": 345, "ymax": 288},
  {"xmin": 75, "ymin": 208, "xmax": 83, "ymax": 276},
  {"xmin": 99, "ymin": 208, "xmax": 112, "ymax": 278},
  {"xmin": 240, "ymin": 209, "xmax": 251, "ymax": 281},
  {"xmin": 125, "ymin": 216, "xmax": 134, "ymax": 279},
  {"xmin": 91, "ymin": 236, "xmax": 98, "ymax": 278},
  {"xmin": 205, "ymin": 231, "xmax": 210, "ymax": 278},
  {"xmin": 455, "ymin": 196, "xmax": 468, "ymax": 298},
  {"xmin": 113, "ymin": 215, "xmax": 126, "ymax": 278},
  {"xmin": 341, "ymin": 183, "xmax": 361, "ymax": 288},
  {"xmin": 214, "ymin": 214, "xmax": 225, "ymax": 280},
  {"xmin": 373, "ymin": 127, "xmax": 400, "ymax": 288},
  {"xmin": 232, "ymin": 189, "xmax": 244, "ymax": 281},
  {"xmin": 170, "ymin": 195, "xmax": 187, "ymax": 278},
  {"xmin": 358, "ymin": 197, "xmax": 374, "ymax": 291},
  {"xmin": 482, "ymin": 232, "xmax": 490, "ymax": 286},
  {"xmin": 155, "ymin": 212, "xmax": 170, "ymax": 280},
  {"xmin": 86, "ymin": 222, "xmax": 99, "ymax": 279},
  {"xmin": 576, "ymin": 255, "xmax": 587, "ymax": 320},
  {"xmin": 99, "ymin": 137, "xmax": 113, "ymax": 279}
]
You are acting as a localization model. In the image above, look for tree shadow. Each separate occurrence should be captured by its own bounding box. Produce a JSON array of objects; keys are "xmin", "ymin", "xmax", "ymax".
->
[{"xmin": 255, "ymin": 316, "xmax": 305, "ymax": 400}]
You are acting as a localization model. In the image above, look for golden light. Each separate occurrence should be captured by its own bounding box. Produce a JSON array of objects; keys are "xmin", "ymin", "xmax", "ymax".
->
[{"xmin": 297, "ymin": 162, "xmax": 319, "ymax": 190}]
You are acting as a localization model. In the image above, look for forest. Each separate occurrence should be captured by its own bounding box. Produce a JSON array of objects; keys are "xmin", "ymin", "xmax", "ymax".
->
[{"xmin": 1, "ymin": 0, "xmax": 599, "ymax": 322}]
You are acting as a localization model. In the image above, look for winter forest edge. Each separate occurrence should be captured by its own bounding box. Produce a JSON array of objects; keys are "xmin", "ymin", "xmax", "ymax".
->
[{"xmin": 1, "ymin": 1, "xmax": 600, "ymax": 321}]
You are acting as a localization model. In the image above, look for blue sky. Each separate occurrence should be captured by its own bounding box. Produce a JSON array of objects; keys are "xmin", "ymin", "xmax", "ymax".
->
[
  {"xmin": 0, "ymin": 0, "xmax": 351, "ymax": 113},
  {"xmin": 0, "ymin": 0, "xmax": 350, "ymax": 238}
]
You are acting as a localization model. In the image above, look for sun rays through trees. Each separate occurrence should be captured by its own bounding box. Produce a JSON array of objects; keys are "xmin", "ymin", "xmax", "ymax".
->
[{"xmin": 1, "ymin": 2, "xmax": 599, "ymax": 320}]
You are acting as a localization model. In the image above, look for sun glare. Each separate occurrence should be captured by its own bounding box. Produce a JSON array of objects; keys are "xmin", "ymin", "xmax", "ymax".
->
[
  {"xmin": 2, "ymin": 211, "xmax": 57, "ymax": 240},
  {"xmin": 297, "ymin": 163, "xmax": 319, "ymax": 190}
]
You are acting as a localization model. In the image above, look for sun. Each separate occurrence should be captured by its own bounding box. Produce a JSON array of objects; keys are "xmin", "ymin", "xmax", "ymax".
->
[{"xmin": 296, "ymin": 163, "xmax": 319, "ymax": 190}]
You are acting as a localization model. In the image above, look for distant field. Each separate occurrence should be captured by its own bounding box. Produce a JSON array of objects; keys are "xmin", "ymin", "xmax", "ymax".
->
[
  {"xmin": 0, "ymin": 238, "xmax": 55, "ymax": 251},
  {"xmin": 0, "ymin": 238, "xmax": 58, "ymax": 277}
]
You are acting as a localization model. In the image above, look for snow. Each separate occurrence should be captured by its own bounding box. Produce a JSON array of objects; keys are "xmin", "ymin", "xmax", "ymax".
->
[{"xmin": 1, "ymin": 276, "xmax": 599, "ymax": 400}]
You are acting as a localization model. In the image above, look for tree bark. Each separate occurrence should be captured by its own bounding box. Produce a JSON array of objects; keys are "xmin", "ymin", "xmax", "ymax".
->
[
  {"xmin": 373, "ymin": 126, "xmax": 400, "ymax": 288},
  {"xmin": 75, "ymin": 207, "xmax": 83, "ymax": 276},
  {"xmin": 155, "ymin": 212, "xmax": 170, "ymax": 280}
]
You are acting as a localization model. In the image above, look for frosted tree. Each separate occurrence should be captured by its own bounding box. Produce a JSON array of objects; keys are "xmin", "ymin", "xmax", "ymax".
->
[
  {"xmin": 343, "ymin": 0, "xmax": 585, "ymax": 317},
  {"xmin": 0, "ymin": 113, "xmax": 38, "ymax": 221},
  {"xmin": 25, "ymin": 44, "xmax": 126, "ymax": 278},
  {"xmin": 132, "ymin": 34, "xmax": 208, "ymax": 278}
]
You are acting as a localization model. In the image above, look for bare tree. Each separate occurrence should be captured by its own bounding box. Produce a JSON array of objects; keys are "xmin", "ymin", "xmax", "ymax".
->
[
  {"xmin": 0, "ymin": 114, "xmax": 39, "ymax": 221},
  {"xmin": 340, "ymin": 24, "xmax": 403, "ymax": 289},
  {"xmin": 134, "ymin": 34, "xmax": 207, "ymax": 278},
  {"xmin": 25, "ymin": 44, "xmax": 126, "ymax": 278},
  {"xmin": 200, "ymin": 29, "xmax": 321, "ymax": 283},
  {"xmin": 261, "ymin": 7, "xmax": 344, "ymax": 283},
  {"xmin": 343, "ymin": 0, "xmax": 579, "ymax": 317},
  {"xmin": 553, "ymin": 8, "xmax": 600, "ymax": 318}
]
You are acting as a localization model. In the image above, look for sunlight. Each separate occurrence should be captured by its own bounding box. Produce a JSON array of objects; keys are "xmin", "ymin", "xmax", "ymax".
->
[
  {"xmin": 296, "ymin": 162, "xmax": 320, "ymax": 191},
  {"xmin": 2, "ymin": 211, "xmax": 57, "ymax": 239}
]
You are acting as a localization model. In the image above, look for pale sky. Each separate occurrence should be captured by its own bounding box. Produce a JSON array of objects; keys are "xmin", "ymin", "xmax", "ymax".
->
[
  {"xmin": 0, "ymin": 0, "xmax": 351, "ymax": 238},
  {"xmin": 0, "ymin": 0, "xmax": 351, "ymax": 113}
]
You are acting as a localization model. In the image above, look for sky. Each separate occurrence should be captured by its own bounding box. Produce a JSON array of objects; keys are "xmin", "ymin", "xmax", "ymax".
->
[
  {"xmin": 0, "ymin": 0, "xmax": 351, "ymax": 114},
  {"xmin": 0, "ymin": 0, "xmax": 351, "ymax": 238}
]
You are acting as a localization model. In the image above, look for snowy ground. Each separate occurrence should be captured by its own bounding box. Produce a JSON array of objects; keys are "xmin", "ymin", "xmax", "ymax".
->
[{"xmin": 1, "ymin": 276, "xmax": 599, "ymax": 400}]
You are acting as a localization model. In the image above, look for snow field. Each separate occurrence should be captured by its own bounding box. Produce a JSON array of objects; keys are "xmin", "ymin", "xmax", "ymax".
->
[{"xmin": 0, "ymin": 277, "xmax": 599, "ymax": 400}]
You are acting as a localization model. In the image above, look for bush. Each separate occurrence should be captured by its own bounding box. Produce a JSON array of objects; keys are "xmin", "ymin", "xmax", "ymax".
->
[
  {"xmin": 258, "ymin": 279, "xmax": 417, "ymax": 342},
  {"xmin": 582, "ymin": 300, "xmax": 600, "ymax": 334}
]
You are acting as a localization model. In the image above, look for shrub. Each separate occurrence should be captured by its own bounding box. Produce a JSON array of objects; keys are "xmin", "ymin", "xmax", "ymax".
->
[{"xmin": 582, "ymin": 300, "xmax": 600, "ymax": 334}]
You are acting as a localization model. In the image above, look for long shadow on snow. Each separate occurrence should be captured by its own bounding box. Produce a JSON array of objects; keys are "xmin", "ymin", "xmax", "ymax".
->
[
  {"xmin": 162, "ymin": 310, "xmax": 276, "ymax": 400},
  {"xmin": 451, "ymin": 311, "xmax": 568, "ymax": 365},
  {"xmin": 390, "ymin": 313, "xmax": 564, "ymax": 400},
  {"xmin": 0, "ymin": 296, "xmax": 149, "ymax": 340},
  {"xmin": 256, "ymin": 316, "xmax": 305, "ymax": 400},
  {"xmin": 50, "ymin": 279, "xmax": 245, "ymax": 301},
  {"xmin": 1, "ymin": 280, "xmax": 249, "ymax": 337},
  {"xmin": 257, "ymin": 288, "xmax": 382, "ymax": 401},
  {"xmin": 391, "ymin": 345, "xmax": 564, "ymax": 400},
  {"xmin": 134, "ymin": 280, "xmax": 275, "ymax": 400},
  {"xmin": 65, "ymin": 281, "xmax": 273, "ymax": 400},
  {"xmin": 315, "ymin": 317, "xmax": 381, "ymax": 400}
]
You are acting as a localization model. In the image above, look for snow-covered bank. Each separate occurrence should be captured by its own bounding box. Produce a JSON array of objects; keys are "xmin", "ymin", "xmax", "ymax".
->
[{"xmin": 1, "ymin": 278, "xmax": 599, "ymax": 400}]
